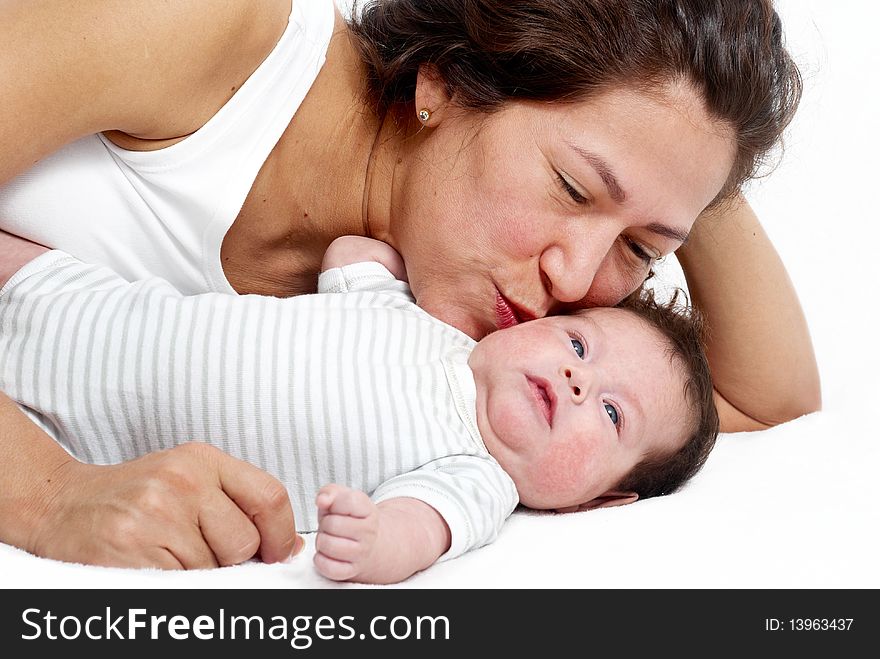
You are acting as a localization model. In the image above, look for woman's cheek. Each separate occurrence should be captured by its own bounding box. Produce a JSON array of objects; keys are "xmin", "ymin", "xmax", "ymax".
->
[
  {"xmin": 505, "ymin": 219, "xmax": 545, "ymax": 256},
  {"xmin": 477, "ymin": 193, "xmax": 543, "ymax": 256},
  {"xmin": 584, "ymin": 266, "xmax": 643, "ymax": 308}
]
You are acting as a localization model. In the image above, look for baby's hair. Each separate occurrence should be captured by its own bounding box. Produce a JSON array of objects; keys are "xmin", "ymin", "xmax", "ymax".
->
[{"xmin": 612, "ymin": 287, "xmax": 719, "ymax": 499}]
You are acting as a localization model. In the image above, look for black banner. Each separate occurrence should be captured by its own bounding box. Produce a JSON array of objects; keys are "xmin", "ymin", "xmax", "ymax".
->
[{"xmin": 0, "ymin": 589, "xmax": 874, "ymax": 656}]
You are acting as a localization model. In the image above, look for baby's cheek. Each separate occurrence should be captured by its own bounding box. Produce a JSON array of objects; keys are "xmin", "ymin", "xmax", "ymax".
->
[{"xmin": 525, "ymin": 440, "xmax": 594, "ymax": 502}]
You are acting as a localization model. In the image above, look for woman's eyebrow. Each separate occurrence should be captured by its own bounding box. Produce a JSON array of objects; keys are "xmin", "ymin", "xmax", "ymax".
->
[
  {"xmin": 644, "ymin": 222, "xmax": 690, "ymax": 246},
  {"xmin": 566, "ymin": 142, "xmax": 627, "ymax": 203},
  {"xmin": 566, "ymin": 142, "xmax": 691, "ymax": 245}
]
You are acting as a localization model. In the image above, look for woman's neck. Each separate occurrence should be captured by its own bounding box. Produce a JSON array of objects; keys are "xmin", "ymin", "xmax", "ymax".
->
[
  {"xmin": 281, "ymin": 13, "xmax": 384, "ymax": 246},
  {"xmin": 274, "ymin": 11, "xmax": 416, "ymax": 264},
  {"xmin": 223, "ymin": 10, "xmax": 406, "ymax": 296}
]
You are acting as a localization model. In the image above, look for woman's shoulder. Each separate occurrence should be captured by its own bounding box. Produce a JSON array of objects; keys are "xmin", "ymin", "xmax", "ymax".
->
[
  {"xmin": 2, "ymin": 0, "xmax": 296, "ymax": 181},
  {"xmin": 106, "ymin": 0, "xmax": 295, "ymax": 143}
]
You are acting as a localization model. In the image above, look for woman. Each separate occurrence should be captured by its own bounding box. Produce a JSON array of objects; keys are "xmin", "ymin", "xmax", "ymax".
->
[{"xmin": 0, "ymin": 0, "xmax": 818, "ymax": 569}]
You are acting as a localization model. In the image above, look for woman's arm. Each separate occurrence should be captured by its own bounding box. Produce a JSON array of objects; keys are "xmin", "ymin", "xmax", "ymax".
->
[
  {"xmin": 313, "ymin": 485, "xmax": 451, "ymax": 584},
  {"xmin": 676, "ymin": 196, "xmax": 821, "ymax": 432},
  {"xmin": 0, "ymin": 231, "xmax": 48, "ymax": 288}
]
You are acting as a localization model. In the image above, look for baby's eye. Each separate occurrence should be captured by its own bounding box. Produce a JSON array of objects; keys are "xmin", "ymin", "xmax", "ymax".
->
[
  {"xmin": 604, "ymin": 403, "xmax": 620, "ymax": 427},
  {"xmin": 570, "ymin": 338, "xmax": 585, "ymax": 359}
]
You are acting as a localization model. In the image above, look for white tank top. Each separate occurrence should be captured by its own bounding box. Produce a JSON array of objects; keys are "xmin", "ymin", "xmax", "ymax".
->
[{"xmin": 0, "ymin": 0, "xmax": 335, "ymax": 294}]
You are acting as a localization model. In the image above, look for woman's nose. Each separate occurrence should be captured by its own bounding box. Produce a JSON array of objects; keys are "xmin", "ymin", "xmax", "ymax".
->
[{"xmin": 539, "ymin": 225, "xmax": 618, "ymax": 304}]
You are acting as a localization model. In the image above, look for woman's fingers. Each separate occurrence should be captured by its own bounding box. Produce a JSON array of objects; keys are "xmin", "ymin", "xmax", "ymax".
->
[
  {"xmin": 215, "ymin": 450, "xmax": 298, "ymax": 563},
  {"xmin": 198, "ymin": 493, "xmax": 262, "ymax": 567},
  {"xmin": 98, "ymin": 546, "xmax": 186, "ymax": 571},
  {"xmin": 144, "ymin": 548, "xmax": 187, "ymax": 571},
  {"xmin": 162, "ymin": 533, "xmax": 221, "ymax": 570}
]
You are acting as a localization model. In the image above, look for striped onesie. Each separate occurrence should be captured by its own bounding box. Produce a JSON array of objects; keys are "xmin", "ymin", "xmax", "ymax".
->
[{"xmin": 0, "ymin": 252, "xmax": 519, "ymax": 561}]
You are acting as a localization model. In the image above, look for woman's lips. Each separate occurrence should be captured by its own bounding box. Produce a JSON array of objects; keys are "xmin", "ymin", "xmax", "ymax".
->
[
  {"xmin": 495, "ymin": 290, "xmax": 537, "ymax": 330},
  {"xmin": 495, "ymin": 292, "xmax": 519, "ymax": 329},
  {"xmin": 527, "ymin": 376, "xmax": 556, "ymax": 427}
]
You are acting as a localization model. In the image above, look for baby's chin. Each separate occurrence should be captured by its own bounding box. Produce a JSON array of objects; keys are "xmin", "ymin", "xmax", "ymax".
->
[
  {"xmin": 515, "ymin": 492, "xmax": 567, "ymax": 511},
  {"xmin": 504, "ymin": 476, "xmax": 562, "ymax": 510},
  {"xmin": 509, "ymin": 468, "xmax": 594, "ymax": 511}
]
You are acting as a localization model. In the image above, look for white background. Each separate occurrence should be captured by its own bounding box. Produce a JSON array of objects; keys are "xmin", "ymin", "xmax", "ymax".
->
[{"xmin": 1, "ymin": 0, "xmax": 877, "ymax": 588}]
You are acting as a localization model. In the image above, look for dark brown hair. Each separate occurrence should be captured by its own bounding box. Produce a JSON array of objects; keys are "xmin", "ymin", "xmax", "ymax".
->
[
  {"xmin": 614, "ymin": 288, "xmax": 719, "ymax": 499},
  {"xmin": 348, "ymin": 0, "xmax": 801, "ymax": 200}
]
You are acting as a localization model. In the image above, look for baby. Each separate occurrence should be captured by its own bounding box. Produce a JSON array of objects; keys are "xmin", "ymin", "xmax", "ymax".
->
[{"xmin": 0, "ymin": 236, "xmax": 718, "ymax": 583}]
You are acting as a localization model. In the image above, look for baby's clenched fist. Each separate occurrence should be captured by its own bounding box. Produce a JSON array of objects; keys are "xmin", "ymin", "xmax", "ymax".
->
[{"xmin": 313, "ymin": 484, "xmax": 380, "ymax": 582}]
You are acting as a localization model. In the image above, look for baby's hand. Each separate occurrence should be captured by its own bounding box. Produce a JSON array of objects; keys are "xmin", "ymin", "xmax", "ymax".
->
[
  {"xmin": 321, "ymin": 235, "xmax": 408, "ymax": 282},
  {"xmin": 313, "ymin": 484, "xmax": 380, "ymax": 582}
]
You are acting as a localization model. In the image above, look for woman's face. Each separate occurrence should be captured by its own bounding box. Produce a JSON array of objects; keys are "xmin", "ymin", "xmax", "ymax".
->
[{"xmin": 391, "ymin": 81, "xmax": 736, "ymax": 340}]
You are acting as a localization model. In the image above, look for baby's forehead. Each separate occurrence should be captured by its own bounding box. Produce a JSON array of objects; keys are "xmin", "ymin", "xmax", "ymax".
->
[
  {"xmin": 571, "ymin": 306, "xmax": 696, "ymax": 435},
  {"xmin": 574, "ymin": 306, "xmax": 662, "ymax": 336},
  {"xmin": 574, "ymin": 307, "xmax": 682, "ymax": 365}
]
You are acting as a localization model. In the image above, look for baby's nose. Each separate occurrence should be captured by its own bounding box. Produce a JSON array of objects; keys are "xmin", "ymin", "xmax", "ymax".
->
[{"xmin": 560, "ymin": 365, "xmax": 589, "ymax": 403}]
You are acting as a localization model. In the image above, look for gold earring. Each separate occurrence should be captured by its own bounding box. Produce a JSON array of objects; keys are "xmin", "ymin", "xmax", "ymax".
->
[{"xmin": 418, "ymin": 108, "xmax": 432, "ymax": 123}]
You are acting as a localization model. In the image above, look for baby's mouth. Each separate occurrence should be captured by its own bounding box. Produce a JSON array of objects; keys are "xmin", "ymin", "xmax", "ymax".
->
[{"xmin": 527, "ymin": 376, "xmax": 556, "ymax": 427}]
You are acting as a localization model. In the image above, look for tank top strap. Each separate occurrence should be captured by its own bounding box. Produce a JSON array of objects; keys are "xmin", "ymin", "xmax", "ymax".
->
[{"xmin": 96, "ymin": 0, "xmax": 337, "ymax": 293}]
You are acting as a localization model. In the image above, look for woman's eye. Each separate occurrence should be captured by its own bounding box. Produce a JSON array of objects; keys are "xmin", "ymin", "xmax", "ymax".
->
[
  {"xmin": 556, "ymin": 173, "xmax": 588, "ymax": 204},
  {"xmin": 604, "ymin": 402, "xmax": 620, "ymax": 427},
  {"xmin": 623, "ymin": 237, "xmax": 654, "ymax": 267},
  {"xmin": 570, "ymin": 338, "xmax": 585, "ymax": 359}
]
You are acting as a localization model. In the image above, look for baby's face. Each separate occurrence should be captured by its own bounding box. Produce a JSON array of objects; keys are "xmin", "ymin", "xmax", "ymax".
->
[{"xmin": 468, "ymin": 308, "xmax": 691, "ymax": 510}]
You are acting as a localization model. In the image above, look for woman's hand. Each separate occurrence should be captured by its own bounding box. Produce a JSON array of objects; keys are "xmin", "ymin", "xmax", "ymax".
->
[{"xmin": 26, "ymin": 441, "xmax": 303, "ymax": 569}]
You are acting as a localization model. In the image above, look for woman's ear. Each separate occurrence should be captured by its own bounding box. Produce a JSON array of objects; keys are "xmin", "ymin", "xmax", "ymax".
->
[
  {"xmin": 414, "ymin": 64, "xmax": 451, "ymax": 126},
  {"xmin": 555, "ymin": 491, "xmax": 639, "ymax": 514}
]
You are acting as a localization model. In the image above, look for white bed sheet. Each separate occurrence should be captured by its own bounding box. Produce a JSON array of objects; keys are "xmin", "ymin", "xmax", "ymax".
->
[{"xmin": 2, "ymin": 0, "xmax": 878, "ymax": 589}]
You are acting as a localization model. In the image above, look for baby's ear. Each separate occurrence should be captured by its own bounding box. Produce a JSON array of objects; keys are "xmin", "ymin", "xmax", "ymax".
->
[{"xmin": 555, "ymin": 491, "xmax": 638, "ymax": 514}]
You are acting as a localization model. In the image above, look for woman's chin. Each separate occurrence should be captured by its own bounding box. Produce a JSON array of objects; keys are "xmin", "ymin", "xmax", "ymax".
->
[{"xmin": 421, "ymin": 301, "xmax": 489, "ymax": 340}]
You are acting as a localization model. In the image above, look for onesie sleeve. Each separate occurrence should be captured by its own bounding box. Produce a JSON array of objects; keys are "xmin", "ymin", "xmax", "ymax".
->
[
  {"xmin": 0, "ymin": 251, "xmax": 90, "ymax": 298},
  {"xmin": 317, "ymin": 261, "xmax": 416, "ymax": 303},
  {"xmin": 370, "ymin": 454, "xmax": 519, "ymax": 563}
]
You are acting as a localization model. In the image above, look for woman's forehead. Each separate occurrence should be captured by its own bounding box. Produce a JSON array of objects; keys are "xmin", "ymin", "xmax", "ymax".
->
[{"xmin": 551, "ymin": 88, "xmax": 734, "ymax": 212}]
